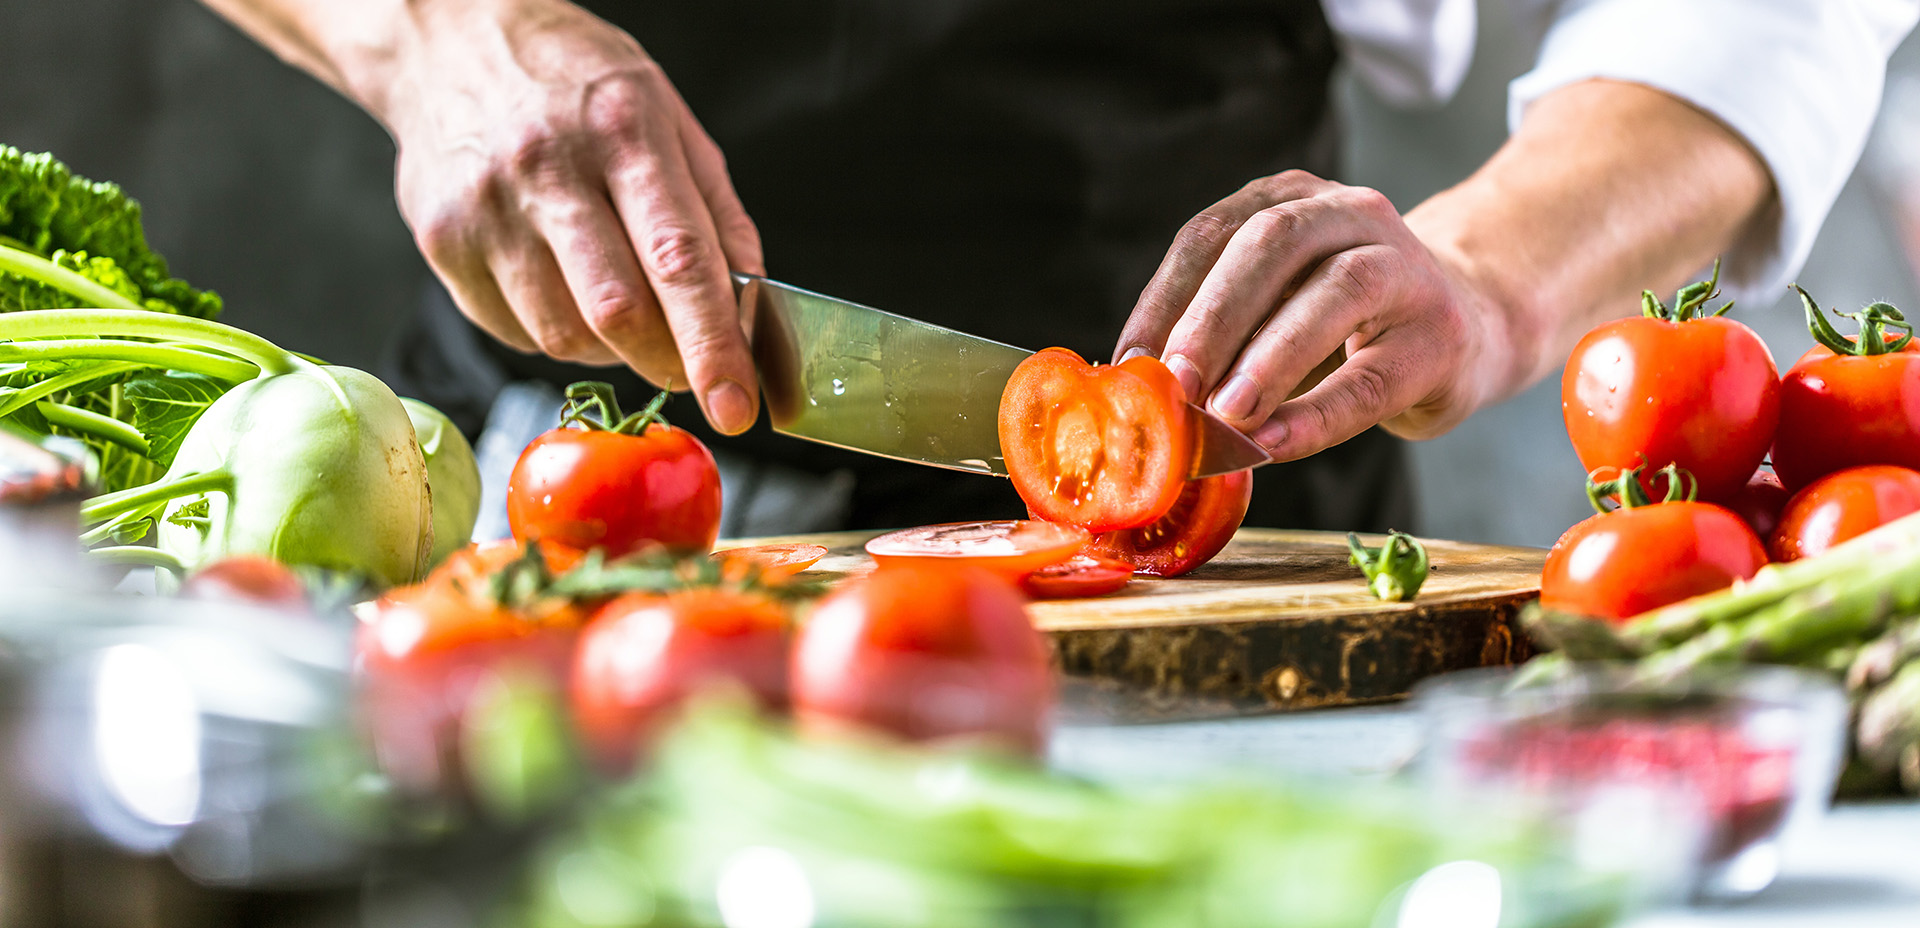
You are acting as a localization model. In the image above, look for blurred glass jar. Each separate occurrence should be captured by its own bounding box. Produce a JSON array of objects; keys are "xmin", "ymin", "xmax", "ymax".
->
[{"xmin": 1415, "ymin": 663, "xmax": 1847, "ymax": 902}]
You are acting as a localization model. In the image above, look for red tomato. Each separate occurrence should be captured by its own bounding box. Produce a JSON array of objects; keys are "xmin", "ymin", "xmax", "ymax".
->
[
  {"xmin": 356, "ymin": 580, "xmax": 582, "ymax": 796},
  {"xmin": 1020, "ymin": 554, "xmax": 1134, "ymax": 599},
  {"xmin": 999, "ymin": 347, "xmax": 1192, "ymax": 533},
  {"xmin": 791, "ymin": 564, "xmax": 1053, "ymax": 753},
  {"xmin": 1085, "ymin": 471, "xmax": 1252, "ymax": 577},
  {"xmin": 1770, "ymin": 465, "xmax": 1920, "ymax": 561},
  {"xmin": 507, "ymin": 421, "xmax": 721, "ymax": 557},
  {"xmin": 1772, "ymin": 342, "xmax": 1920, "ymax": 492},
  {"xmin": 571, "ymin": 589, "xmax": 791, "ymax": 773},
  {"xmin": 1541, "ymin": 500, "xmax": 1767, "ymax": 623},
  {"xmin": 1562, "ymin": 283, "xmax": 1779, "ymax": 502},
  {"xmin": 864, "ymin": 520, "xmax": 1088, "ymax": 577},
  {"xmin": 1723, "ymin": 469, "xmax": 1791, "ymax": 544},
  {"xmin": 711, "ymin": 543, "xmax": 829, "ymax": 579},
  {"xmin": 180, "ymin": 555, "xmax": 307, "ymax": 610}
]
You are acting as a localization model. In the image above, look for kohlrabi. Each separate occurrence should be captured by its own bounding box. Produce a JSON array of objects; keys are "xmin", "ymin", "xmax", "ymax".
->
[
  {"xmin": 403, "ymin": 397, "xmax": 481, "ymax": 567},
  {"xmin": 5, "ymin": 309, "xmax": 436, "ymax": 588}
]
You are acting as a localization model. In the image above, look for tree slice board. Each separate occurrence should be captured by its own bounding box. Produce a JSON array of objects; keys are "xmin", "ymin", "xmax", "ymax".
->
[{"xmin": 719, "ymin": 528, "xmax": 1545, "ymax": 721}]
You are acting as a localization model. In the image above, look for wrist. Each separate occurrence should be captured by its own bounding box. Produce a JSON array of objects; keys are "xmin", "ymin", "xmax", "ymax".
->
[{"xmin": 1405, "ymin": 203, "xmax": 1545, "ymax": 410}]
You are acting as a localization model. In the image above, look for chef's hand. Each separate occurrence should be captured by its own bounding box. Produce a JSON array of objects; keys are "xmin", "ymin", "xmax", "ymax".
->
[
  {"xmin": 1115, "ymin": 79, "xmax": 1776, "ymax": 463},
  {"xmin": 1113, "ymin": 170, "xmax": 1501, "ymax": 462},
  {"xmin": 199, "ymin": 0, "xmax": 763, "ymax": 433}
]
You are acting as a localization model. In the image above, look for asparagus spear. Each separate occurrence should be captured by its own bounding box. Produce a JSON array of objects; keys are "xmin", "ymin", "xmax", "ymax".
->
[{"xmin": 1855, "ymin": 660, "xmax": 1920, "ymax": 793}]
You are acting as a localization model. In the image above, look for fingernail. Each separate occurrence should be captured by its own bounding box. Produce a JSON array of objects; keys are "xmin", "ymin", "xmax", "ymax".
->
[
  {"xmin": 1120, "ymin": 345, "xmax": 1152, "ymax": 362},
  {"xmin": 1165, "ymin": 355, "xmax": 1202, "ymax": 402},
  {"xmin": 1252, "ymin": 419, "xmax": 1288, "ymax": 451},
  {"xmin": 1211, "ymin": 374, "xmax": 1261, "ymax": 422},
  {"xmin": 704, "ymin": 379, "xmax": 754, "ymax": 434}
]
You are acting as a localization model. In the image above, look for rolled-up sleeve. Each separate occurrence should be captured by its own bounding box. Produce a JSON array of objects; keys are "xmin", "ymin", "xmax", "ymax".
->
[{"xmin": 1509, "ymin": 0, "xmax": 1920, "ymax": 302}]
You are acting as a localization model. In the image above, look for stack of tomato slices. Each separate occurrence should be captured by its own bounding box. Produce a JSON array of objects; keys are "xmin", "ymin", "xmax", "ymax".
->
[{"xmin": 864, "ymin": 348, "xmax": 1255, "ymax": 599}]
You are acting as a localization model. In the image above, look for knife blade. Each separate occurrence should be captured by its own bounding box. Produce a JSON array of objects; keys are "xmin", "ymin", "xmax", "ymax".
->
[{"xmin": 734, "ymin": 274, "xmax": 1270, "ymax": 478}]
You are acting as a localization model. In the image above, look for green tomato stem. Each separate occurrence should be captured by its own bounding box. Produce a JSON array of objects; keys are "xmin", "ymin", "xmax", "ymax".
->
[
  {"xmin": 0, "ymin": 360, "xmax": 142, "ymax": 418},
  {"xmin": 78, "ymin": 503, "xmax": 163, "ymax": 546},
  {"xmin": 0, "ymin": 309, "xmax": 296, "ymax": 376},
  {"xmin": 0, "ymin": 244, "xmax": 145, "ymax": 312},
  {"xmin": 1347, "ymin": 530, "xmax": 1430, "ymax": 602},
  {"xmin": 0, "ymin": 340, "xmax": 258, "ymax": 383},
  {"xmin": 81, "ymin": 469, "xmax": 230, "ymax": 524},
  {"xmin": 36, "ymin": 400, "xmax": 149, "ymax": 455},
  {"xmin": 87, "ymin": 545, "xmax": 187, "ymax": 572}
]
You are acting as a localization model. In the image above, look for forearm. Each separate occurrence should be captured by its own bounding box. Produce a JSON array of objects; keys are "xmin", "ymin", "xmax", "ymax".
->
[{"xmin": 1406, "ymin": 78, "xmax": 1774, "ymax": 403}]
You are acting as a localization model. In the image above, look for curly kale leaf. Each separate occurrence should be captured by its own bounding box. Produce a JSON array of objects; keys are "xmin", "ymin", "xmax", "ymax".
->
[{"xmin": 0, "ymin": 146, "xmax": 221, "ymax": 318}]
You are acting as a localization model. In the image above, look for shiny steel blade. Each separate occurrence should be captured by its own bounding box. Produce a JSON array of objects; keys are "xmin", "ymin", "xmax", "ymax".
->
[
  {"xmin": 738, "ymin": 274, "xmax": 1026, "ymax": 475},
  {"xmin": 736, "ymin": 274, "xmax": 1270, "ymax": 478}
]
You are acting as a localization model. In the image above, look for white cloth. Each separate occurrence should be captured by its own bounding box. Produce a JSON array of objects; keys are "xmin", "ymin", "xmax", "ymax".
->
[{"xmin": 1324, "ymin": 0, "xmax": 1920, "ymax": 301}]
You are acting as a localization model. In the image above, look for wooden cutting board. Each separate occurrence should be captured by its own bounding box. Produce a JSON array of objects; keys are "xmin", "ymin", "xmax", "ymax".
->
[{"xmin": 720, "ymin": 529, "xmax": 1545, "ymax": 721}]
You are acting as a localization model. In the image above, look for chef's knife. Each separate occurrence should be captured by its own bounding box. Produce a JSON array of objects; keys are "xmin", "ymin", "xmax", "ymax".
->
[{"xmin": 733, "ymin": 273, "xmax": 1270, "ymax": 478}]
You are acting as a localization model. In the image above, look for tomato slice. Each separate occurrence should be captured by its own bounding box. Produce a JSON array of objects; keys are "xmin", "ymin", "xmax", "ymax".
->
[
  {"xmin": 865, "ymin": 520, "xmax": 1088, "ymax": 577},
  {"xmin": 711, "ymin": 543, "xmax": 830, "ymax": 578},
  {"xmin": 1086, "ymin": 471, "xmax": 1252, "ymax": 577},
  {"xmin": 999, "ymin": 347, "xmax": 1193, "ymax": 533},
  {"xmin": 1020, "ymin": 554, "xmax": 1134, "ymax": 599}
]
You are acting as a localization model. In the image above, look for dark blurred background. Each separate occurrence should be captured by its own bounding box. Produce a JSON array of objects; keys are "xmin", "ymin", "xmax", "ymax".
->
[{"xmin": 7, "ymin": 0, "xmax": 1920, "ymax": 547}]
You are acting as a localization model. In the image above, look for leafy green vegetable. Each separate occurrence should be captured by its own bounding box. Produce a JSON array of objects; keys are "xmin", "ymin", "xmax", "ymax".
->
[{"xmin": 123, "ymin": 371, "xmax": 226, "ymax": 469}]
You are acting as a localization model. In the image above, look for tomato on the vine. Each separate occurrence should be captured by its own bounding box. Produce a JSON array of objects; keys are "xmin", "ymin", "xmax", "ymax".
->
[
  {"xmin": 1771, "ymin": 288, "xmax": 1920, "ymax": 491},
  {"xmin": 1724, "ymin": 468, "xmax": 1791, "ymax": 543},
  {"xmin": 1085, "ymin": 471, "xmax": 1252, "ymax": 577},
  {"xmin": 1771, "ymin": 465, "xmax": 1920, "ymax": 561},
  {"xmin": 508, "ymin": 381, "xmax": 722, "ymax": 559},
  {"xmin": 792, "ymin": 563, "xmax": 1053, "ymax": 753},
  {"xmin": 998, "ymin": 347, "xmax": 1192, "ymax": 533},
  {"xmin": 1562, "ymin": 266, "xmax": 1779, "ymax": 503},
  {"xmin": 1020, "ymin": 554, "xmax": 1135, "ymax": 599},
  {"xmin": 1541, "ymin": 464, "xmax": 1767, "ymax": 623},
  {"xmin": 864, "ymin": 520, "xmax": 1088, "ymax": 577},
  {"xmin": 571, "ymin": 589, "xmax": 791, "ymax": 773}
]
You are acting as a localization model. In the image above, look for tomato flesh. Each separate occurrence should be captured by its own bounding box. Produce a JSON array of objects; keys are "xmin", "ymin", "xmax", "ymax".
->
[
  {"xmin": 1562, "ymin": 316, "xmax": 1779, "ymax": 502},
  {"xmin": 791, "ymin": 564, "xmax": 1052, "ymax": 753},
  {"xmin": 1086, "ymin": 471, "xmax": 1252, "ymax": 577},
  {"xmin": 1773, "ymin": 342, "xmax": 1920, "ymax": 491},
  {"xmin": 571, "ymin": 589, "xmax": 791, "ymax": 773},
  {"xmin": 507, "ymin": 424, "xmax": 723, "ymax": 557},
  {"xmin": 999, "ymin": 347, "xmax": 1192, "ymax": 532},
  {"xmin": 865, "ymin": 520, "xmax": 1088, "ymax": 577},
  {"xmin": 1020, "ymin": 554, "xmax": 1134, "ymax": 599},
  {"xmin": 711, "ymin": 543, "xmax": 829, "ymax": 578},
  {"xmin": 1541, "ymin": 501, "xmax": 1767, "ymax": 623},
  {"xmin": 1770, "ymin": 465, "xmax": 1920, "ymax": 561}
]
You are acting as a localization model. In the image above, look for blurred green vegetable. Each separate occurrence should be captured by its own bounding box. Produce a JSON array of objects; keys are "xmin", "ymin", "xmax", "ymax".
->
[{"xmin": 404, "ymin": 397, "xmax": 481, "ymax": 567}]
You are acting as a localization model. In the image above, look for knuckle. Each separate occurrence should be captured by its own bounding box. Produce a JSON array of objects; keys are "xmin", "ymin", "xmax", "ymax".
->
[
  {"xmin": 528, "ymin": 322, "xmax": 599, "ymax": 361},
  {"xmin": 1341, "ymin": 362, "xmax": 1395, "ymax": 417},
  {"xmin": 577, "ymin": 282, "xmax": 649, "ymax": 334},
  {"xmin": 1338, "ymin": 185, "xmax": 1396, "ymax": 217},
  {"xmin": 1245, "ymin": 204, "xmax": 1305, "ymax": 249},
  {"xmin": 1323, "ymin": 249, "xmax": 1394, "ymax": 308},
  {"xmin": 503, "ymin": 128, "xmax": 575, "ymax": 186},
  {"xmin": 640, "ymin": 226, "xmax": 718, "ymax": 286},
  {"xmin": 1179, "ymin": 211, "xmax": 1240, "ymax": 257},
  {"xmin": 582, "ymin": 70, "xmax": 657, "ymax": 137}
]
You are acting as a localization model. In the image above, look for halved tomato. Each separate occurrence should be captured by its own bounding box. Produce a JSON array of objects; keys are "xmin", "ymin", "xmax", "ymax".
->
[
  {"xmin": 711, "ymin": 543, "xmax": 829, "ymax": 579},
  {"xmin": 1087, "ymin": 471, "xmax": 1252, "ymax": 577},
  {"xmin": 865, "ymin": 520, "xmax": 1088, "ymax": 577},
  {"xmin": 1020, "ymin": 554, "xmax": 1134, "ymax": 599},
  {"xmin": 998, "ymin": 347, "xmax": 1192, "ymax": 533}
]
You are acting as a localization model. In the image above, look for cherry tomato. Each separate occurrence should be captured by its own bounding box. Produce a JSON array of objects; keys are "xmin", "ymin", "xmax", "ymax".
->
[
  {"xmin": 507, "ymin": 383, "xmax": 722, "ymax": 558},
  {"xmin": 571, "ymin": 589, "xmax": 791, "ymax": 773},
  {"xmin": 1770, "ymin": 465, "xmax": 1920, "ymax": 561},
  {"xmin": 1771, "ymin": 290, "xmax": 1920, "ymax": 490},
  {"xmin": 1562, "ymin": 272, "xmax": 1778, "ymax": 503},
  {"xmin": 864, "ymin": 520, "xmax": 1088, "ymax": 578},
  {"xmin": 711, "ymin": 543, "xmax": 829, "ymax": 579},
  {"xmin": 999, "ymin": 347, "xmax": 1192, "ymax": 532},
  {"xmin": 1723, "ymin": 469, "xmax": 1791, "ymax": 544},
  {"xmin": 1542, "ymin": 499, "xmax": 1767, "ymax": 623},
  {"xmin": 1085, "ymin": 471, "xmax": 1252, "ymax": 577},
  {"xmin": 180, "ymin": 555, "xmax": 307, "ymax": 610},
  {"xmin": 1020, "ymin": 554, "xmax": 1134, "ymax": 599},
  {"xmin": 792, "ymin": 564, "xmax": 1053, "ymax": 753}
]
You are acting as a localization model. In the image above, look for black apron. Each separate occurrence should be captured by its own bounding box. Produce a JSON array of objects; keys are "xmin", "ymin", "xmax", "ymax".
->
[{"xmin": 387, "ymin": 0, "xmax": 1416, "ymax": 534}]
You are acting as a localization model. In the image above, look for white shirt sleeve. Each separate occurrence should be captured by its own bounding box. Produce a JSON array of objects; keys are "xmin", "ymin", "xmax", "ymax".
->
[
  {"xmin": 1509, "ymin": 0, "xmax": 1920, "ymax": 303},
  {"xmin": 1322, "ymin": 0, "xmax": 1479, "ymax": 107}
]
